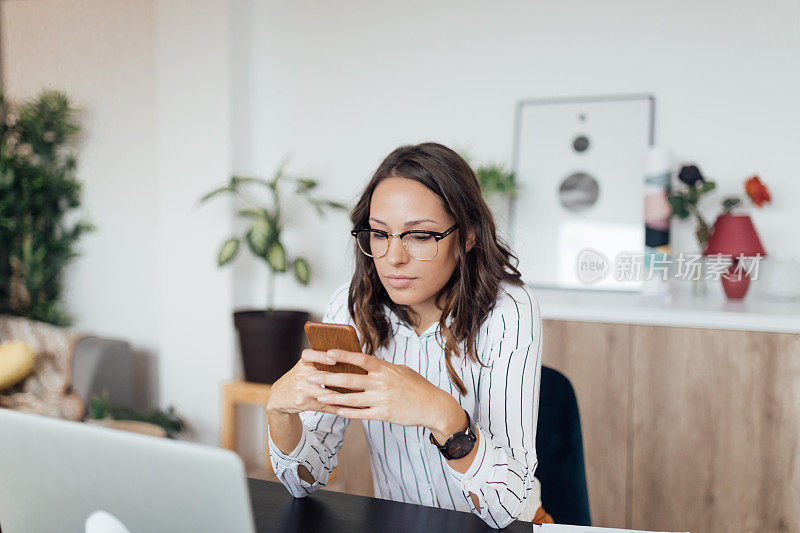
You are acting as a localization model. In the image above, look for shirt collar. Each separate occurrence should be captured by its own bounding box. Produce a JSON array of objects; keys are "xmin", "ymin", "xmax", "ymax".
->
[{"xmin": 382, "ymin": 303, "xmax": 454, "ymax": 338}]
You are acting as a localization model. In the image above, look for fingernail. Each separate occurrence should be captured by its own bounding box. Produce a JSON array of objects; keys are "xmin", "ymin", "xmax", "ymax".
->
[{"xmin": 325, "ymin": 351, "xmax": 335, "ymax": 363}]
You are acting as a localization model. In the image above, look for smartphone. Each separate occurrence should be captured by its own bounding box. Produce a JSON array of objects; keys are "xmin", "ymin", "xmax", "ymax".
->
[{"xmin": 304, "ymin": 321, "xmax": 368, "ymax": 394}]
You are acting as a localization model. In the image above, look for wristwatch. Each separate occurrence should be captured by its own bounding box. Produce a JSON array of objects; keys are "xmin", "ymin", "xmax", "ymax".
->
[{"xmin": 429, "ymin": 409, "xmax": 477, "ymax": 460}]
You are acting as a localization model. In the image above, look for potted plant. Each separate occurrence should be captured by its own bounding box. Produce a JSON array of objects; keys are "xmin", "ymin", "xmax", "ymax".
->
[
  {"xmin": 198, "ymin": 158, "xmax": 347, "ymax": 383},
  {"xmin": 0, "ymin": 90, "xmax": 96, "ymax": 325},
  {"xmin": 87, "ymin": 391, "xmax": 187, "ymax": 439},
  {"xmin": 668, "ymin": 165, "xmax": 772, "ymax": 296},
  {"xmin": 458, "ymin": 149, "xmax": 519, "ymax": 234}
]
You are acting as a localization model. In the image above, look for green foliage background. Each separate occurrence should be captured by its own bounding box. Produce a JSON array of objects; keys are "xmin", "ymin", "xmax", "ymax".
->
[{"xmin": 0, "ymin": 90, "xmax": 96, "ymax": 326}]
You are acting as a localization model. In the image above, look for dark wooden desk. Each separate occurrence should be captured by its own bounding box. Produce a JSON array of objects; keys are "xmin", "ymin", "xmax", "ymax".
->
[{"xmin": 248, "ymin": 478, "xmax": 531, "ymax": 532}]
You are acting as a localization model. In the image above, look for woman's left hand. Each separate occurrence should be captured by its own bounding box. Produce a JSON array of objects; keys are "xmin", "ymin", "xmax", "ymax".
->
[{"xmin": 306, "ymin": 349, "xmax": 465, "ymax": 439}]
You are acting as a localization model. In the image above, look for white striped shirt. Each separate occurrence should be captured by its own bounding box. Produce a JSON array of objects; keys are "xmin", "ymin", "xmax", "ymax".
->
[{"xmin": 267, "ymin": 280, "xmax": 543, "ymax": 528}]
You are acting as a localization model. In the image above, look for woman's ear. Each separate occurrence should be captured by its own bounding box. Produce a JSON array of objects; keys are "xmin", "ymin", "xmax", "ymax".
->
[{"xmin": 465, "ymin": 227, "xmax": 476, "ymax": 253}]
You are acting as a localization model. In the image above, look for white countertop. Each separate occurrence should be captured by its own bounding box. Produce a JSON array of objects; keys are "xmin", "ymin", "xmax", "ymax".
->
[{"xmin": 530, "ymin": 280, "xmax": 800, "ymax": 334}]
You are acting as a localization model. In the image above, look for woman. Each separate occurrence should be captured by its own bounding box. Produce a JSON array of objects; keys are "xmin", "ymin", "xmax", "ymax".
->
[{"xmin": 266, "ymin": 142, "xmax": 552, "ymax": 528}]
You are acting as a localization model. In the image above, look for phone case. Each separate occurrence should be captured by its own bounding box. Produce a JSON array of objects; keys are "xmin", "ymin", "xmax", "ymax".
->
[{"xmin": 304, "ymin": 321, "xmax": 367, "ymax": 394}]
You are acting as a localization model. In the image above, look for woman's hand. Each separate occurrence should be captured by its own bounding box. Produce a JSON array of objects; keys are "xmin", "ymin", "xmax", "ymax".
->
[
  {"xmin": 266, "ymin": 349, "xmax": 343, "ymax": 415},
  {"xmin": 305, "ymin": 349, "xmax": 466, "ymax": 443}
]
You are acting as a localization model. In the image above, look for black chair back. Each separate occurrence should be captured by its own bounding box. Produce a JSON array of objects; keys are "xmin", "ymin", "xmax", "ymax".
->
[{"xmin": 535, "ymin": 365, "xmax": 592, "ymax": 525}]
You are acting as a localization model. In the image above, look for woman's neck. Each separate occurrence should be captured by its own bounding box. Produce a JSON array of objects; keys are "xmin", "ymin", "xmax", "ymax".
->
[{"xmin": 410, "ymin": 300, "xmax": 443, "ymax": 336}]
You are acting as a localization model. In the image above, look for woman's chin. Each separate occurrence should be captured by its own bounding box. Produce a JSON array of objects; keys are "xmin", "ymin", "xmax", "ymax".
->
[{"xmin": 384, "ymin": 285, "xmax": 418, "ymax": 303}]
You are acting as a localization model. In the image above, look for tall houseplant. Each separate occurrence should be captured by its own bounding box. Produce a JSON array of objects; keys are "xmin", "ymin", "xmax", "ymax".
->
[
  {"xmin": 0, "ymin": 90, "xmax": 96, "ymax": 325},
  {"xmin": 198, "ymin": 159, "xmax": 347, "ymax": 383}
]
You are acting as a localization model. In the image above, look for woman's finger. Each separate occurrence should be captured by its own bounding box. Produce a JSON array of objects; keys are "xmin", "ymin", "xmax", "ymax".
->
[
  {"xmin": 300, "ymin": 348, "xmax": 337, "ymax": 366},
  {"xmin": 326, "ymin": 349, "xmax": 381, "ymax": 372},
  {"xmin": 318, "ymin": 391, "xmax": 372, "ymax": 408},
  {"xmin": 295, "ymin": 380, "xmax": 322, "ymax": 395},
  {"xmin": 307, "ymin": 370, "xmax": 371, "ymax": 390},
  {"xmin": 329, "ymin": 406, "xmax": 377, "ymax": 420},
  {"xmin": 306, "ymin": 402, "xmax": 342, "ymax": 415}
]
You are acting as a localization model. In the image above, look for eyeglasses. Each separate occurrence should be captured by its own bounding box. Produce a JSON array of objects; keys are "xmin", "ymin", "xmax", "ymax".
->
[{"xmin": 350, "ymin": 223, "xmax": 458, "ymax": 261}]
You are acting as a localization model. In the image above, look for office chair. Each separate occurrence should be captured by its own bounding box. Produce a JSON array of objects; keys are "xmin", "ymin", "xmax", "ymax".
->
[{"xmin": 535, "ymin": 365, "xmax": 592, "ymax": 526}]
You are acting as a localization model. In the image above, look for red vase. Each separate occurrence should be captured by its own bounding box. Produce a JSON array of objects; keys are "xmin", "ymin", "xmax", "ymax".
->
[{"xmin": 720, "ymin": 259, "xmax": 751, "ymax": 299}]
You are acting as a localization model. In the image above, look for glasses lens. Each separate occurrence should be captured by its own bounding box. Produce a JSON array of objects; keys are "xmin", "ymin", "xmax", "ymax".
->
[
  {"xmin": 357, "ymin": 230, "xmax": 388, "ymax": 258},
  {"xmin": 402, "ymin": 233, "xmax": 438, "ymax": 260},
  {"xmin": 355, "ymin": 230, "xmax": 439, "ymax": 260}
]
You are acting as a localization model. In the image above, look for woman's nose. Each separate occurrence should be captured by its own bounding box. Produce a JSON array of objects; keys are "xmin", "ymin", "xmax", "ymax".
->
[{"xmin": 385, "ymin": 236, "xmax": 409, "ymax": 265}]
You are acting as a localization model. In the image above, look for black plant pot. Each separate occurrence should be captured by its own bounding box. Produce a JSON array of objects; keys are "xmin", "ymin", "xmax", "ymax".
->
[{"xmin": 233, "ymin": 309, "xmax": 310, "ymax": 384}]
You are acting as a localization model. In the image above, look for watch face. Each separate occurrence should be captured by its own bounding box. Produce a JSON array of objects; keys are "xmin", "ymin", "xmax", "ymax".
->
[{"xmin": 446, "ymin": 433, "xmax": 475, "ymax": 459}]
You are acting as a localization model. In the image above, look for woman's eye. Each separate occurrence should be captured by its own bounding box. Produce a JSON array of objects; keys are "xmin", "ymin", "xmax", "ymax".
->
[
  {"xmin": 371, "ymin": 233, "xmax": 388, "ymax": 241},
  {"xmin": 411, "ymin": 235, "xmax": 432, "ymax": 242}
]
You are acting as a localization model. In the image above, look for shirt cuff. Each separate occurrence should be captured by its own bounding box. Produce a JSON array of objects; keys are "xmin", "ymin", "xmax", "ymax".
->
[
  {"xmin": 268, "ymin": 423, "xmax": 305, "ymax": 460},
  {"xmin": 444, "ymin": 422, "xmax": 494, "ymax": 494},
  {"xmin": 267, "ymin": 425, "xmax": 329, "ymax": 488}
]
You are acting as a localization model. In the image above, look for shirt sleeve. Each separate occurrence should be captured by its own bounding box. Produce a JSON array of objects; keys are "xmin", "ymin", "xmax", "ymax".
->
[
  {"xmin": 444, "ymin": 285, "xmax": 543, "ymax": 529},
  {"xmin": 267, "ymin": 282, "xmax": 353, "ymax": 497}
]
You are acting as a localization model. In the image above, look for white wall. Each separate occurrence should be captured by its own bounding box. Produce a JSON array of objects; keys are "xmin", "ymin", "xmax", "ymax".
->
[
  {"xmin": 2, "ymin": 0, "xmax": 236, "ymax": 445},
  {"xmin": 231, "ymin": 0, "xmax": 800, "ymax": 320},
  {"xmin": 153, "ymin": 1, "xmax": 235, "ymax": 445}
]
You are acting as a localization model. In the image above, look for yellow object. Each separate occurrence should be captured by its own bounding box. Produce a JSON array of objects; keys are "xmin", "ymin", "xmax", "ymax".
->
[{"xmin": 0, "ymin": 341, "xmax": 36, "ymax": 391}]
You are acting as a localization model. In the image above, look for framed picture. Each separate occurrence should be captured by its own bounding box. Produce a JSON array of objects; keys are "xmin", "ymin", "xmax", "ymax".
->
[{"xmin": 511, "ymin": 94, "xmax": 655, "ymax": 291}]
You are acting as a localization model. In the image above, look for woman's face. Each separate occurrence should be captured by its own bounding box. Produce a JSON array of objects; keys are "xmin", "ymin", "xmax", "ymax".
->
[{"xmin": 368, "ymin": 176, "xmax": 474, "ymax": 317}]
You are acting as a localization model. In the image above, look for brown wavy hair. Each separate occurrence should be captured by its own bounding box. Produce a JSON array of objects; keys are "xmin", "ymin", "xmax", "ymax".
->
[{"xmin": 348, "ymin": 142, "xmax": 524, "ymax": 395}]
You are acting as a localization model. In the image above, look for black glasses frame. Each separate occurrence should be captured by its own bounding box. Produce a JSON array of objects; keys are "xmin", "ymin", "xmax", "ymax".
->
[{"xmin": 350, "ymin": 223, "xmax": 458, "ymax": 261}]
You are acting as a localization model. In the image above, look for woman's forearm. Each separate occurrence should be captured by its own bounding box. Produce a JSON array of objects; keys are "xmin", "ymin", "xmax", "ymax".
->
[
  {"xmin": 427, "ymin": 390, "xmax": 483, "ymax": 508},
  {"xmin": 267, "ymin": 409, "xmax": 314, "ymax": 484},
  {"xmin": 267, "ymin": 409, "xmax": 303, "ymax": 454}
]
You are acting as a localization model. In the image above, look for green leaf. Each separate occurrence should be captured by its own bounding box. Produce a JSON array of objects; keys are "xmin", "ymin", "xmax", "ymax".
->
[
  {"xmin": 231, "ymin": 175, "xmax": 272, "ymax": 190},
  {"xmin": 700, "ymin": 180, "xmax": 716, "ymax": 193},
  {"xmin": 307, "ymin": 198, "xmax": 325, "ymax": 217},
  {"xmin": 475, "ymin": 163, "xmax": 517, "ymax": 198},
  {"xmin": 237, "ymin": 208, "xmax": 266, "ymax": 219},
  {"xmin": 267, "ymin": 241, "xmax": 287, "ymax": 272},
  {"xmin": 217, "ymin": 237, "xmax": 240, "ymax": 266},
  {"xmin": 722, "ymin": 197, "xmax": 742, "ymax": 213},
  {"xmin": 271, "ymin": 154, "xmax": 292, "ymax": 188},
  {"xmin": 293, "ymin": 178, "xmax": 318, "ymax": 193},
  {"xmin": 293, "ymin": 257, "xmax": 310, "ymax": 285},
  {"xmin": 198, "ymin": 185, "xmax": 235, "ymax": 204},
  {"xmin": 246, "ymin": 215, "xmax": 272, "ymax": 257},
  {"xmin": 667, "ymin": 195, "xmax": 690, "ymax": 219},
  {"xmin": 324, "ymin": 200, "xmax": 348, "ymax": 210}
]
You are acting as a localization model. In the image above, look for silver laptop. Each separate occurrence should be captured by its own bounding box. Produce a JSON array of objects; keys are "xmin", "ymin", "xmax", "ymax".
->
[{"xmin": 0, "ymin": 409, "xmax": 256, "ymax": 532}]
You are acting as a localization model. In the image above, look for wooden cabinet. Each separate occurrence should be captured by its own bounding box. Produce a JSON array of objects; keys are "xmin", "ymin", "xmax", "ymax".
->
[
  {"xmin": 543, "ymin": 319, "xmax": 800, "ymax": 532},
  {"xmin": 540, "ymin": 320, "xmax": 632, "ymax": 528}
]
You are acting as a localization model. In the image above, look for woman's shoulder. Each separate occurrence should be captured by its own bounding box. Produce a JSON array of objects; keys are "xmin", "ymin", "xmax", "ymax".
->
[
  {"xmin": 481, "ymin": 281, "xmax": 541, "ymax": 354},
  {"xmin": 492, "ymin": 281, "xmax": 541, "ymax": 325}
]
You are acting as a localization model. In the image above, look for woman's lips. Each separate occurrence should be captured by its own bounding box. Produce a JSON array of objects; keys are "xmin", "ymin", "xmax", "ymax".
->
[{"xmin": 387, "ymin": 277, "xmax": 415, "ymax": 289}]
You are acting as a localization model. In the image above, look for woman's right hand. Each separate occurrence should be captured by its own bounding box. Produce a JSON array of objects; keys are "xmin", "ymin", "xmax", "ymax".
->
[{"xmin": 267, "ymin": 349, "xmax": 336, "ymax": 415}]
